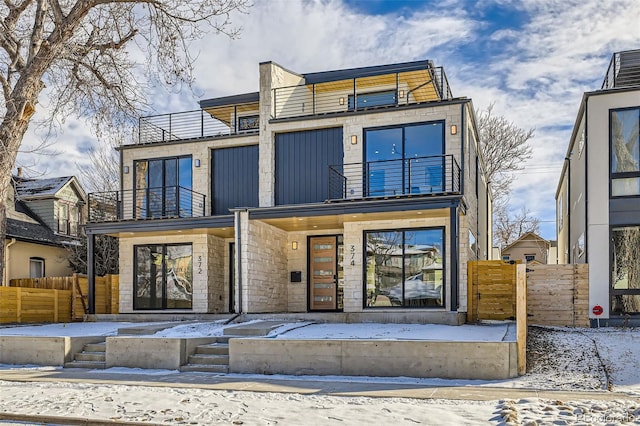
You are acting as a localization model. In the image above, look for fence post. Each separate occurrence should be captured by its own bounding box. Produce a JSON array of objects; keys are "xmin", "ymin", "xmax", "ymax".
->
[
  {"xmin": 53, "ymin": 290, "xmax": 59, "ymax": 322},
  {"xmin": 516, "ymin": 263, "xmax": 527, "ymax": 375},
  {"xmin": 16, "ymin": 287, "xmax": 22, "ymax": 323}
]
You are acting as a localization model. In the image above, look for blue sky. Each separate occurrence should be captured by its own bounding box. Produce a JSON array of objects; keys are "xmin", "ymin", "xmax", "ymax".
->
[{"xmin": 17, "ymin": 0, "xmax": 640, "ymax": 242}]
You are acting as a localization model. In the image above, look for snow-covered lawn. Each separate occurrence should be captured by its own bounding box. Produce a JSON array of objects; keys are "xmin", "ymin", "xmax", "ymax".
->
[{"xmin": 0, "ymin": 322, "xmax": 164, "ymax": 337}]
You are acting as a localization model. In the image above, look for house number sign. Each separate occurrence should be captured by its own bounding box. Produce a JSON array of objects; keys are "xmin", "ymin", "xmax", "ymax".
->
[
  {"xmin": 197, "ymin": 255, "xmax": 203, "ymax": 274},
  {"xmin": 350, "ymin": 245, "xmax": 356, "ymax": 266}
]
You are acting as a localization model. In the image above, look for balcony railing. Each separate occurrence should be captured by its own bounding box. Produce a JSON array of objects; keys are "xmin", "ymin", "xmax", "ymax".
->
[
  {"xmin": 328, "ymin": 155, "xmax": 460, "ymax": 201},
  {"xmin": 273, "ymin": 66, "xmax": 452, "ymax": 120},
  {"xmin": 602, "ymin": 49, "xmax": 640, "ymax": 89},
  {"xmin": 88, "ymin": 186, "xmax": 206, "ymax": 222},
  {"xmin": 136, "ymin": 109, "xmax": 259, "ymax": 145}
]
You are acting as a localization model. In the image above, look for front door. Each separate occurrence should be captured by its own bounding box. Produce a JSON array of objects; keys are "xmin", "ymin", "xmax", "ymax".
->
[{"xmin": 309, "ymin": 236, "xmax": 338, "ymax": 310}]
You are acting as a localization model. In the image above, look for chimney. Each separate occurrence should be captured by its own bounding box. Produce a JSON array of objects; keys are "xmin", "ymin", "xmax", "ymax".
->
[{"xmin": 17, "ymin": 167, "xmax": 23, "ymax": 178}]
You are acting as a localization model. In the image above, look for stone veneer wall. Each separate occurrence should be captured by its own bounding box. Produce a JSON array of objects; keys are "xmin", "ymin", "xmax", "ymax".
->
[
  {"xmin": 242, "ymin": 218, "xmax": 289, "ymax": 312},
  {"xmin": 119, "ymin": 234, "xmax": 211, "ymax": 313}
]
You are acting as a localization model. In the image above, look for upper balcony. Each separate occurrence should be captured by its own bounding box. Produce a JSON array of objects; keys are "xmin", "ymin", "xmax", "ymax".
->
[
  {"xmin": 132, "ymin": 92, "xmax": 260, "ymax": 145},
  {"xmin": 88, "ymin": 186, "xmax": 206, "ymax": 222},
  {"xmin": 272, "ymin": 61, "xmax": 452, "ymax": 120},
  {"xmin": 602, "ymin": 49, "xmax": 640, "ymax": 90},
  {"xmin": 328, "ymin": 155, "xmax": 461, "ymax": 201}
]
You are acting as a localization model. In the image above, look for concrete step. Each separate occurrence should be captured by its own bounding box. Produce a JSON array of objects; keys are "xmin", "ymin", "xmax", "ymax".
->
[
  {"xmin": 179, "ymin": 364, "xmax": 229, "ymax": 374},
  {"xmin": 214, "ymin": 335, "xmax": 232, "ymax": 344},
  {"xmin": 188, "ymin": 354, "xmax": 229, "ymax": 365},
  {"xmin": 223, "ymin": 321, "xmax": 286, "ymax": 336},
  {"xmin": 75, "ymin": 352, "xmax": 106, "ymax": 362},
  {"xmin": 84, "ymin": 342, "xmax": 106, "ymax": 353},
  {"xmin": 196, "ymin": 343, "xmax": 229, "ymax": 355},
  {"xmin": 64, "ymin": 360, "xmax": 106, "ymax": 369}
]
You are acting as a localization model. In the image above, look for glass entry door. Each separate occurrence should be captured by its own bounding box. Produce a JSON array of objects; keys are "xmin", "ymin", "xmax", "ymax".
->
[{"xmin": 309, "ymin": 236, "xmax": 338, "ymax": 310}]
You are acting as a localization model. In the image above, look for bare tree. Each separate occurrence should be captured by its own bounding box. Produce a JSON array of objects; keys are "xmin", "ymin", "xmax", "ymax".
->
[
  {"xmin": 477, "ymin": 103, "xmax": 538, "ymax": 246},
  {"xmin": 0, "ymin": 0, "xmax": 250, "ymax": 280},
  {"xmin": 478, "ymin": 103, "xmax": 534, "ymax": 198},
  {"xmin": 493, "ymin": 198, "xmax": 540, "ymax": 248}
]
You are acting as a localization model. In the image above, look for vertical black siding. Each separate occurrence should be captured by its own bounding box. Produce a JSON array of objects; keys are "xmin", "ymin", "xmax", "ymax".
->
[
  {"xmin": 275, "ymin": 127, "xmax": 344, "ymax": 205},
  {"xmin": 212, "ymin": 145, "xmax": 259, "ymax": 215}
]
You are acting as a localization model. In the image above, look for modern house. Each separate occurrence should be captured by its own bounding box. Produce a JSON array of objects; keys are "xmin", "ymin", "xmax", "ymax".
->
[
  {"xmin": 500, "ymin": 232, "xmax": 557, "ymax": 265},
  {"xmin": 86, "ymin": 59, "xmax": 492, "ymax": 323},
  {"xmin": 3, "ymin": 172, "xmax": 86, "ymax": 283},
  {"xmin": 557, "ymin": 49, "xmax": 640, "ymax": 324}
]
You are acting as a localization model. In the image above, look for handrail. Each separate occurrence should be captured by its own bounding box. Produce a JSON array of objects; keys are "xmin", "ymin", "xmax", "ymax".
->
[
  {"xmin": 273, "ymin": 66, "xmax": 453, "ymax": 120},
  {"xmin": 328, "ymin": 155, "xmax": 461, "ymax": 200},
  {"xmin": 88, "ymin": 186, "xmax": 206, "ymax": 222}
]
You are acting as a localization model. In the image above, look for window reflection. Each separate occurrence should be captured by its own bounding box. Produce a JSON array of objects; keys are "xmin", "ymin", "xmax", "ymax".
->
[
  {"xmin": 365, "ymin": 229, "xmax": 444, "ymax": 308},
  {"xmin": 612, "ymin": 227, "xmax": 640, "ymax": 314}
]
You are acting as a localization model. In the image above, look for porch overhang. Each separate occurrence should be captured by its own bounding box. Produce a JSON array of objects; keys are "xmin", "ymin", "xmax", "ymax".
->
[
  {"xmin": 85, "ymin": 215, "xmax": 235, "ymax": 238},
  {"xmin": 248, "ymin": 196, "xmax": 463, "ymax": 232}
]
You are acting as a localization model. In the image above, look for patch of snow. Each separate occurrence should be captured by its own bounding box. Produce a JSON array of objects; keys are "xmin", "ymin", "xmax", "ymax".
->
[
  {"xmin": 152, "ymin": 320, "xmax": 227, "ymax": 337},
  {"xmin": 0, "ymin": 322, "xmax": 165, "ymax": 337},
  {"xmin": 275, "ymin": 322, "xmax": 513, "ymax": 342},
  {"xmin": 95, "ymin": 367, "xmax": 180, "ymax": 376}
]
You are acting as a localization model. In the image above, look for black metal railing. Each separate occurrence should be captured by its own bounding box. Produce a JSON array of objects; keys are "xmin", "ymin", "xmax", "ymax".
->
[
  {"xmin": 273, "ymin": 66, "xmax": 453, "ymax": 120},
  {"xmin": 136, "ymin": 108, "xmax": 259, "ymax": 145},
  {"xmin": 88, "ymin": 186, "xmax": 206, "ymax": 222},
  {"xmin": 602, "ymin": 49, "xmax": 640, "ymax": 89},
  {"xmin": 328, "ymin": 155, "xmax": 460, "ymax": 200}
]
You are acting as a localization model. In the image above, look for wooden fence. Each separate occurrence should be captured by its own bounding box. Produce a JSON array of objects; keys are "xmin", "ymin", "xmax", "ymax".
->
[
  {"xmin": 0, "ymin": 287, "xmax": 72, "ymax": 323},
  {"xmin": 526, "ymin": 264, "xmax": 589, "ymax": 327},
  {"xmin": 4, "ymin": 274, "xmax": 119, "ymax": 323},
  {"xmin": 467, "ymin": 260, "xmax": 522, "ymax": 322},
  {"xmin": 468, "ymin": 261, "xmax": 589, "ymax": 327}
]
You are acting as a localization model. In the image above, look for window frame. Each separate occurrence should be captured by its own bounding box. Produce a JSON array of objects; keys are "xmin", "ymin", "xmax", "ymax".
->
[
  {"xmin": 362, "ymin": 226, "xmax": 446, "ymax": 310},
  {"xmin": 133, "ymin": 243, "xmax": 193, "ymax": 310},
  {"xmin": 610, "ymin": 106, "xmax": 640, "ymax": 198},
  {"xmin": 29, "ymin": 257, "xmax": 45, "ymax": 278}
]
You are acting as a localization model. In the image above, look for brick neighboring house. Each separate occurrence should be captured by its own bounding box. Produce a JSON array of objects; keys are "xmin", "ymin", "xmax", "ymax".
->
[
  {"xmin": 3, "ymin": 173, "xmax": 86, "ymax": 283},
  {"xmin": 86, "ymin": 59, "xmax": 492, "ymax": 323},
  {"xmin": 557, "ymin": 49, "xmax": 640, "ymax": 324},
  {"xmin": 500, "ymin": 232, "xmax": 557, "ymax": 265}
]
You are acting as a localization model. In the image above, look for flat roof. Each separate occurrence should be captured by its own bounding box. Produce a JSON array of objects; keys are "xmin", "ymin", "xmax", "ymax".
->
[
  {"xmin": 199, "ymin": 92, "xmax": 259, "ymax": 109},
  {"xmin": 303, "ymin": 60, "xmax": 433, "ymax": 84}
]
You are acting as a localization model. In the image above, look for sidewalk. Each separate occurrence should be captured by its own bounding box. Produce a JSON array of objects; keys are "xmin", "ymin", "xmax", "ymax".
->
[{"xmin": 0, "ymin": 367, "xmax": 636, "ymax": 403}]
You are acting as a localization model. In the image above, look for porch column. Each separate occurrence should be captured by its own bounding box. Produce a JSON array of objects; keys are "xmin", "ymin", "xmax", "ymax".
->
[
  {"xmin": 87, "ymin": 231, "xmax": 96, "ymax": 314},
  {"xmin": 449, "ymin": 206, "xmax": 459, "ymax": 311}
]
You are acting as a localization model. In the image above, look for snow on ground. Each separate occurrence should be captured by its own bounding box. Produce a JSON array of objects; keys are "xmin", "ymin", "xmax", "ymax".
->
[
  {"xmin": 273, "ymin": 322, "xmax": 515, "ymax": 341},
  {"xmin": 0, "ymin": 322, "xmax": 164, "ymax": 337},
  {"xmin": 0, "ymin": 379, "xmax": 498, "ymax": 425},
  {"xmin": 3, "ymin": 322, "xmax": 640, "ymax": 424}
]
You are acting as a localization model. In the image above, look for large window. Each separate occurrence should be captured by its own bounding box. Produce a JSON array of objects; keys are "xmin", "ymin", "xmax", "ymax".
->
[
  {"xmin": 365, "ymin": 228, "xmax": 444, "ymax": 308},
  {"xmin": 57, "ymin": 201, "xmax": 80, "ymax": 236},
  {"xmin": 134, "ymin": 244, "xmax": 193, "ymax": 310},
  {"xmin": 365, "ymin": 122, "xmax": 444, "ymax": 197},
  {"xmin": 134, "ymin": 156, "xmax": 192, "ymax": 218},
  {"xmin": 612, "ymin": 226, "xmax": 640, "ymax": 314},
  {"xmin": 611, "ymin": 107, "xmax": 640, "ymax": 196}
]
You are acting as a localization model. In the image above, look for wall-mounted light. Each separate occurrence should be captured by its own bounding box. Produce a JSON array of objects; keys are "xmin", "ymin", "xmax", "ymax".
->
[
  {"xmin": 123, "ymin": 166, "xmax": 130, "ymax": 174},
  {"xmin": 195, "ymin": 159, "xmax": 201, "ymax": 167},
  {"xmin": 351, "ymin": 135, "xmax": 358, "ymax": 145},
  {"xmin": 292, "ymin": 241, "xmax": 298, "ymax": 250},
  {"xmin": 339, "ymin": 97, "xmax": 345, "ymax": 106},
  {"xmin": 450, "ymin": 124, "xmax": 458, "ymax": 135},
  {"xmin": 399, "ymin": 90, "xmax": 405, "ymax": 98}
]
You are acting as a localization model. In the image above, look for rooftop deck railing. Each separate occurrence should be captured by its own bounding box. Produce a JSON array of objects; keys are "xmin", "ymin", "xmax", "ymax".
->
[
  {"xmin": 136, "ymin": 108, "xmax": 258, "ymax": 145},
  {"xmin": 602, "ymin": 49, "xmax": 640, "ymax": 89},
  {"xmin": 328, "ymin": 155, "xmax": 460, "ymax": 201},
  {"xmin": 273, "ymin": 67, "xmax": 453, "ymax": 120},
  {"xmin": 88, "ymin": 186, "xmax": 206, "ymax": 222}
]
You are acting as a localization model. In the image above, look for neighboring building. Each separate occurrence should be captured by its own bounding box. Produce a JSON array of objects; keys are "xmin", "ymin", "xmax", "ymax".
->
[
  {"xmin": 500, "ymin": 232, "xmax": 557, "ymax": 265},
  {"xmin": 557, "ymin": 48, "xmax": 640, "ymax": 323},
  {"xmin": 3, "ymin": 172, "xmax": 87, "ymax": 283},
  {"xmin": 86, "ymin": 59, "xmax": 492, "ymax": 322}
]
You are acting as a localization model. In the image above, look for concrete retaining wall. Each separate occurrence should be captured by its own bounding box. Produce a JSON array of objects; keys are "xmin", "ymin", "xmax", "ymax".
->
[
  {"xmin": 229, "ymin": 338, "xmax": 518, "ymax": 380},
  {"xmin": 0, "ymin": 336, "xmax": 105, "ymax": 366},
  {"xmin": 105, "ymin": 337, "xmax": 217, "ymax": 369}
]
